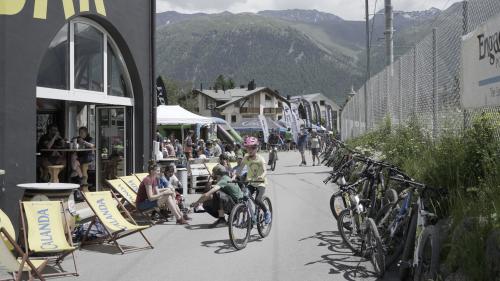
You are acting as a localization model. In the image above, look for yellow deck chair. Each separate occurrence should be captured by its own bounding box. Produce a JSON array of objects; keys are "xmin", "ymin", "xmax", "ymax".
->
[
  {"xmin": 134, "ymin": 173, "xmax": 149, "ymax": 183},
  {"xmin": 229, "ymin": 162, "xmax": 238, "ymax": 169},
  {"xmin": 119, "ymin": 175, "xmax": 141, "ymax": 193},
  {"xmin": 81, "ymin": 191, "xmax": 153, "ymax": 254},
  {"xmin": 107, "ymin": 179, "xmax": 156, "ymax": 223},
  {"xmin": 204, "ymin": 163, "xmax": 218, "ymax": 177},
  {"xmin": 19, "ymin": 201, "xmax": 78, "ymax": 278},
  {"xmin": 0, "ymin": 209, "xmax": 47, "ymax": 281}
]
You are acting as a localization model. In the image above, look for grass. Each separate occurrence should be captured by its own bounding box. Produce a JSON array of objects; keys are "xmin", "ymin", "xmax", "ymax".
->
[{"xmin": 346, "ymin": 114, "xmax": 500, "ymax": 280}]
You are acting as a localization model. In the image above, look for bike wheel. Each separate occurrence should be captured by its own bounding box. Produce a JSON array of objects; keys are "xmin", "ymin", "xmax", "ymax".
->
[
  {"xmin": 338, "ymin": 209, "xmax": 362, "ymax": 254},
  {"xmin": 329, "ymin": 193, "xmax": 347, "ymax": 222},
  {"xmin": 399, "ymin": 209, "xmax": 418, "ymax": 280},
  {"xmin": 366, "ymin": 218, "xmax": 386, "ymax": 277},
  {"xmin": 376, "ymin": 202, "xmax": 406, "ymax": 268},
  {"xmin": 257, "ymin": 197, "xmax": 273, "ymax": 238},
  {"xmin": 228, "ymin": 203, "xmax": 252, "ymax": 250},
  {"xmin": 271, "ymin": 153, "xmax": 277, "ymax": 171},
  {"xmin": 413, "ymin": 225, "xmax": 440, "ymax": 281}
]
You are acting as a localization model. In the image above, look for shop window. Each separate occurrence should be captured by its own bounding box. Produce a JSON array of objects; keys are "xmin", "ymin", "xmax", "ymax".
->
[
  {"xmin": 107, "ymin": 43, "xmax": 130, "ymax": 97},
  {"xmin": 74, "ymin": 23, "xmax": 104, "ymax": 92},
  {"xmin": 265, "ymin": 95, "xmax": 272, "ymax": 101},
  {"xmin": 37, "ymin": 25, "xmax": 69, "ymax": 89}
]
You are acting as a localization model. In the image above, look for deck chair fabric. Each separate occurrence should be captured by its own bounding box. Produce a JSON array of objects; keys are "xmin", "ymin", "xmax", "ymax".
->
[
  {"xmin": 134, "ymin": 173, "xmax": 149, "ymax": 183},
  {"xmin": 119, "ymin": 176, "xmax": 141, "ymax": 192},
  {"xmin": 204, "ymin": 163, "xmax": 218, "ymax": 177},
  {"xmin": 107, "ymin": 179, "xmax": 137, "ymax": 208},
  {"xmin": 81, "ymin": 191, "xmax": 153, "ymax": 254},
  {"xmin": 0, "ymin": 227, "xmax": 47, "ymax": 281},
  {"xmin": 19, "ymin": 201, "xmax": 78, "ymax": 278},
  {"xmin": 0, "ymin": 209, "xmax": 15, "ymax": 251},
  {"xmin": 229, "ymin": 162, "xmax": 238, "ymax": 169}
]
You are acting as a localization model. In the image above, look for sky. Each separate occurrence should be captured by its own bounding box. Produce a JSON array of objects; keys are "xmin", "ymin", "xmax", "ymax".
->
[{"xmin": 156, "ymin": 0, "xmax": 463, "ymax": 21}]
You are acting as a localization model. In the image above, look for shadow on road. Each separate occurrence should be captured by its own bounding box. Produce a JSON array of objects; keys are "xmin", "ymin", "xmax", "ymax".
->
[
  {"xmin": 300, "ymin": 230, "xmax": 383, "ymax": 281},
  {"xmin": 200, "ymin": 234, "xmax": 263, "ymax": 254}
]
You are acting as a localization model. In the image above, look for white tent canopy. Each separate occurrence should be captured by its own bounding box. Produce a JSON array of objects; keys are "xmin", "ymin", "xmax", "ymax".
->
[{"xmin": 156, "ymin": 105, "xmax": 212, "ymax": 125}]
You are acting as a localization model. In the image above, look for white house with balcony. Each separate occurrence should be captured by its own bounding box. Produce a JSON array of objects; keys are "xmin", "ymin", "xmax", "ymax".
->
[{"xmin": 192, "ymin": 82, "xmax": 289, "ymax": 125}]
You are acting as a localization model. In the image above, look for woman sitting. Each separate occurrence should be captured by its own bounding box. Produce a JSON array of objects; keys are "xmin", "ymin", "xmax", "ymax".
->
[{"xmin": 136, "ymin": 161, "xmax": 190, "ymax": 224}]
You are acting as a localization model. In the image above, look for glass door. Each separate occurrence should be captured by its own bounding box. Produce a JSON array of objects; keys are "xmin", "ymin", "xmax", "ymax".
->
[{"xmin": 96, "ymin": 107, "xmax": 126, "ymax": 189}]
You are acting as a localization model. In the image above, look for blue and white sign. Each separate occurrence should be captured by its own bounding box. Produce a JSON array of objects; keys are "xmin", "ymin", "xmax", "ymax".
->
[{"xmin": 462, "ymin": 13, "xmax": 500, "ymax": 108}]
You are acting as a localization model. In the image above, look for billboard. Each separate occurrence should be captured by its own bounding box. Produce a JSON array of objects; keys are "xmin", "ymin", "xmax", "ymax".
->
[{"xmin": 462, "ymin": 13, "xmax": 500, "ymax": 108}]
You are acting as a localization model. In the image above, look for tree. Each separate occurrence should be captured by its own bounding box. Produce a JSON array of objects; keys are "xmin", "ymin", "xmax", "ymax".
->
[
  {"xmin": 159, "ymin": 76, "xmax": 196, "ymax": 111},
  {"xmin": 213, "ymin": 74, "xmax": 236, "ymax": 90}
]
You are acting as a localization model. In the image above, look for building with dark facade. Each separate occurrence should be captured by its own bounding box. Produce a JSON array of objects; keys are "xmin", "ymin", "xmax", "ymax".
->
[{"xmin": 0, "ymin": 1, "xmax": 155, "ymax": 224}]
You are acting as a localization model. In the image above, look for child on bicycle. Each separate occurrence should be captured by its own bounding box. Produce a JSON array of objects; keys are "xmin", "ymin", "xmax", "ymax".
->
[{"xmin": 236, "ymin": 136, "xmax": 271, "ymax": 224}]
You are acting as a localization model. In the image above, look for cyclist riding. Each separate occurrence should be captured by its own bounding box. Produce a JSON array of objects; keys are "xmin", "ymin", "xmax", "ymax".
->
[
  {"xmin": 236, "ymin": 136, "xmax": 272, "ymax": 224},
  {"xmin": 267, "ymin": 130, "xmax": 280, "ymax": 166}
]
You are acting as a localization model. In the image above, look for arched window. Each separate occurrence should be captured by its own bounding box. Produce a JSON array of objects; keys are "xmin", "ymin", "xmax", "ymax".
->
[{"xmin": 37, "ymin": 18, "xmax": 133, "ymax": 105}]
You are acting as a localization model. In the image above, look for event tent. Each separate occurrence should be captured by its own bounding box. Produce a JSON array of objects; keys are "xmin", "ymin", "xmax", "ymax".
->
[{"xmin": 156, "ymin": 105, "xmax": 212, "ymax": 125}]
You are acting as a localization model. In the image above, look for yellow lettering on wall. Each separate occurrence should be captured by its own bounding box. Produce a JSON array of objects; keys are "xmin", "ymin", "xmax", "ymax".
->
[
  {"xmin": 33, "ymin": 0, "xmax": 47, "ymax": 19},
  {"xmin": 79, "ymin": 0, "xmax": 89, "ymax": 12},
  {"xmin": 62, "ymin": 0, "xmax": 75, "ymax": 19},
  {"xmin": 0, "ymin": 0, "xmax": 26, "ymax": 15},
  {"xmin": 94, "ymin": 0, "xmax": 106, "ymax": 16}
]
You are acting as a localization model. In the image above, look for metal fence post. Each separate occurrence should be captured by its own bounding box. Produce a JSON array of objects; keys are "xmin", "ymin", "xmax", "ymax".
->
[
  {"xmin": 398, "ymin": 60, "xmax": 402, "ymax": 124},
  {"xmin": 413, "ymin": 47, "xmax": 417, "ymax": 115},
  {"xmin": 432, "ymin": 28, "xmax": 438, "ymax": 139}
]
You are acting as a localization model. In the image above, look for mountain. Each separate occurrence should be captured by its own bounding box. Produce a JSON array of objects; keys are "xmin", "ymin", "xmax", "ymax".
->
[{"xmin": 155, "ymin": 8, "xmax": 445, "ymax": 104}]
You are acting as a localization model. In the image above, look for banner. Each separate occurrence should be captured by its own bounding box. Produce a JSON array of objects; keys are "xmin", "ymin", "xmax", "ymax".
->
[
  {"xmin": 283, "ymin": 104, "xmax": 292, "ymax": 129},
  {"xmin": 325, "ymin": 105, "xmax": 332, "ymax": 131},
  {"xmin": 302, "ymin": 99, "xmax": 313, "ymax": 128},
  {"xmin": 156, "ymin": 76, "xmax": 167, "ymax": 106},
  {"xmin": 289, "ymin": 104, "xmax": 300, "ymax": 142},
  {"xmin": 312, "ymin": 101, "xmax": 321, "ymax": 125},
  {"xmin": 258, "ymin": 115, "xmax": 270, "ymax": 143},
  {"xmin": 462, "ymin": 13, "xmax": 500, "ymax": 108}
]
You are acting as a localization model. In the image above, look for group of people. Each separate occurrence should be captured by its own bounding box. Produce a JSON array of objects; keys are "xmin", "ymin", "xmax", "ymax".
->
[
  {"xmin": 38, "ymin": 124, "xmax": 94, "ymax": 186},
  {"xmin": 136, "ymin": 136, "xmax": 271, "ymax": 228},
  {"xmin": 158, "ymin": 130, "xmax": 244, "ymax": 161},
  {"xmin": 296, "ymin": 129, "xmax": 324, "ymax": 166}
]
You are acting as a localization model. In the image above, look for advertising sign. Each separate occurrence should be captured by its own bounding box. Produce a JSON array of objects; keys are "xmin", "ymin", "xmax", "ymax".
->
[
  {"xmin": 258, "ymin": 115, "xmax": 270, "ymax": 143},
  {"xmin": 462, "ymin": 14, "xmax": 500, "ymax": 108}
]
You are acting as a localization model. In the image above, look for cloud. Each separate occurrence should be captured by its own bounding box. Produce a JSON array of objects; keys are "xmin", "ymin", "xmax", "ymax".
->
[{"xmin": 156, "ymin": 0, "xmax": 462, "ymax": 20}]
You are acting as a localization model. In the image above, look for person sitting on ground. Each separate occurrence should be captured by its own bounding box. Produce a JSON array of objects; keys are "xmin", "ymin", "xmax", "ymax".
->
[
  {"xmin": 190, "ymin": 164, "xmax": 243, "ymax": 228},
  {"xmin": 218, "ymin": 153, "xmax": 233, "ymax": 178},
  {"xmin": 136, "ymin": 161, "xmax": 190, "ymax": 224}
]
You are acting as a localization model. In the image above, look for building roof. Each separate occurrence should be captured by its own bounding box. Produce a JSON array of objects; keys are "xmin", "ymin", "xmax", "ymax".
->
[{"xmin": 194, "ymin": 87, "xmax": 289, "ymax": 110}]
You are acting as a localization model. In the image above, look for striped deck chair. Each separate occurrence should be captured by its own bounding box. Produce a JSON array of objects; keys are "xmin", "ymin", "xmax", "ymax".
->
[
  {"xmin": 0, "ymin": 209, "xmax": 47, "ymax": 281},
  {"xmin": 119, "ymin": 176, "xmax": 141, "ymax": 193},
  {"xmin": 106, "ymin": 179, "xmax": 156, "ymax": 223},
  {"xmin": 19, "ymin": 201, "xmax": 78, "ymax": 278},
  {"xmin": 134, "ymin": 173, "xmax": 149, "ymax": 183},
  {"xmin": 80, "ymin": 191, "xmax": 153, "ymax": 254}
]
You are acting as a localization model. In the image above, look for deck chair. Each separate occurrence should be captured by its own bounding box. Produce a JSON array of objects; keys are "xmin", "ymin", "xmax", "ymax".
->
[
  {"xmin": 19, "ymin": 201, "xmax": 78, "ymax": 278},
  {"xmin": 81, "ymin": 191, "xmax": 153, "ymax": 254},
  {"xmin": 134, "ymin": 173, "xmax": 149, "ymax": 182},
  {"xmin": 1, "ymin": 209, "xmax": 47, "ymax": 281},
  {"xmin": 204, "ymin": 162, "xmax": 218, "ymax": 177},
  {"xmin": 106, "ymin": 179, "xmax": 155, "ymax": 223},
  {"xmin": 229, "ymin": 162, "xmax": 238, "ymax": 169},
  {"xmin": 119, "ymin": 176, "xmax": 141, "ymax": 193}
]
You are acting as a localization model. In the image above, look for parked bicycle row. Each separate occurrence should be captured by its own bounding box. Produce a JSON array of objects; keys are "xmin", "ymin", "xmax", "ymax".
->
[{"xmin": 320, "ymin": 139, "xmax": 447, "ymax": 281}]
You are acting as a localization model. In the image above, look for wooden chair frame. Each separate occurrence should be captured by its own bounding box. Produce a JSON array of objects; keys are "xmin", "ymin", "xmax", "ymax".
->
[
  {"xmin": 106, "ymin": 179, "xmax": 156, "ymax": 224},
  {"xmin": 19, "ymin": 201, "xmax": 78, "ymax": 278},
  {"xmin": 80, "ymin": 191, "xmax": 153, "ymax": 254}
]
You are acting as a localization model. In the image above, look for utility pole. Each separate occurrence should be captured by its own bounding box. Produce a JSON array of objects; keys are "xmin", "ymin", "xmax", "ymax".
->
[
  {"xmin": 385, "ymin": 0, "xmax": 394, "ymax": 73},
  {"xmin": 364, "ymin": 0, "xmax": 370, "ymax": 132}
]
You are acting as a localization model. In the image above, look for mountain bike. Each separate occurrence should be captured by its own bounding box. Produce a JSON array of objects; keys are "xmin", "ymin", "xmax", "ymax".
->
[{"xmin": 228, "ymin": 181, "xmax": 273, "ymax": 250}]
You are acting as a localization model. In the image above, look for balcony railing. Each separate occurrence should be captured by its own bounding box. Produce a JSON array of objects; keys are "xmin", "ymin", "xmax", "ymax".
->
[
  {"xmin": 240, "ymin": 107, "xmax": 260, "ymax": 114},
  {"xmin": 263, "ymin": 107, "xmax": 283, "ymax": 114},
  {"xmin": 239, "ymin": 107, "xmax": 284, "ymax": 114}
]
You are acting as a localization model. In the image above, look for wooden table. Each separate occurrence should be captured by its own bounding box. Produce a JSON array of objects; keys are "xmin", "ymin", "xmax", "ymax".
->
[
  {"xmin": 18, "ymin": 183, "xmax": 80, "ymax": 231},
  {"xmin": 40, "ymin": 148, "xmax": 96, "ymax": 181}
]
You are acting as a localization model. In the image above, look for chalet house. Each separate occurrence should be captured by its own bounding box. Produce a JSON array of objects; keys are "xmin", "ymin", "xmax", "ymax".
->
[{"xmin": 192, "ymin": 81, "xmax": 290, "ymax": 125}]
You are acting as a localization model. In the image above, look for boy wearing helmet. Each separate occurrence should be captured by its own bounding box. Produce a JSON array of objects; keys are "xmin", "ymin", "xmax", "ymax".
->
[
  {"xmin": 190, "ymin": 164, "xmax": 243, "ymax": 227},
  {"xmin": 236, "ymin": 136, "xmax": 272, "ymax": 224}
]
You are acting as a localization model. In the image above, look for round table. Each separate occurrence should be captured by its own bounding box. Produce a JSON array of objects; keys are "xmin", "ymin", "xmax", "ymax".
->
[{"xmin": 18, "ymin": 183, "xmax": 80, "ymax": 231}]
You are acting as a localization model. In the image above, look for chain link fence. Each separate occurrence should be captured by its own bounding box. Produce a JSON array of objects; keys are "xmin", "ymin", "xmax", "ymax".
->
[{"xmin": 341, "ymin": 0, "xmax": 500, "ymax": 141}]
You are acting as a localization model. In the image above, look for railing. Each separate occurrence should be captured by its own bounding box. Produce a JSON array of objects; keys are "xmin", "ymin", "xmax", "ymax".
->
[
  {"xmin": 240, "ymin": 107, "xmax": 284, "ymax": 114},
  {"xmin": 240, "ymin": 107, "xmax": 260, "ymax": 114}
]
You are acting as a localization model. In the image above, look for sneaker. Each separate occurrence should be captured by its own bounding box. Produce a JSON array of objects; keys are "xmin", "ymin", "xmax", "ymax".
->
[
  {"xmin": 176, "ymin": 218, "xmax": 189, "ymax": 225},
  {"xmin": 264, "ymin": 211, "xmax": 272, "ymax": 224},
  {"xmin": 210, "ymin": 217, "xmax": 227, "ymax": 228}
]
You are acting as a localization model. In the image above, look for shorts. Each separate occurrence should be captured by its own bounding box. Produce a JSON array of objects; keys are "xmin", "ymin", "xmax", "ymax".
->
[
  {"xmin": 137, "ymin": 199, "xmax": 158, "ymax": 211},
  {"xmin": 298, "ymin": 146, "xmax": 305, "ymax": 153},
  {"xmin": 311, "ymin": 148, "xmax": 319, "ymax": 156}
]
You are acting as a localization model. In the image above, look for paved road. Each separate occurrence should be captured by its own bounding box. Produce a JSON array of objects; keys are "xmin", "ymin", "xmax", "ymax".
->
[{"xmin": 58, "ymin": 151, "xmax": 396, "ymax": 281}]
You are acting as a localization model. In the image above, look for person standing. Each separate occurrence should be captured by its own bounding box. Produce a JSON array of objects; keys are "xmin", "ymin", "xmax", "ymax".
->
[
  {"xmin": 310, "ymin": 132, "xmax": 320, "ymax": 166},
  {"xmin": 297, "ymin": 130, "xmax": 308, "ymax": 166},
  {"xmin": 284, "ymin": 128, "xmax": 293, "ymax": 151},
  {"xmin": 184, "ymin": 130, "xmax": 194, "ymax": 160}
]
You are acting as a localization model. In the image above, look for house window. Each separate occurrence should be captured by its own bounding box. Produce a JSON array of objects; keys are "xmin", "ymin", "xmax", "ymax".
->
[
  {"xmin": 265, "ymin": 95, "xmax": 272, "ymax": 101},
  {"xmin": 320, "ymin": 100, "xmax": 325, "ymax": 106},
  {"xmin": 231, "ymin": 115, "xmax": 237, "ymax": 123},
  {"xmin": 36, "ymin": 18, "xmax": 134, "ymax": 105}
]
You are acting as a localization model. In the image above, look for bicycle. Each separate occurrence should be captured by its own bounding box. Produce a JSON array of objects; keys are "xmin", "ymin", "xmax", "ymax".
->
[{"xmin": 228, "ymin": 181, "xmax": 273, "ymax": 250}]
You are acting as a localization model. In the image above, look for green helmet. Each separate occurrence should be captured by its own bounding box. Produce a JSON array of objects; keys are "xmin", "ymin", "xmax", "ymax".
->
[{"xmin": 212, "ymin": 164, "xmax": 228, "ymax": 177}]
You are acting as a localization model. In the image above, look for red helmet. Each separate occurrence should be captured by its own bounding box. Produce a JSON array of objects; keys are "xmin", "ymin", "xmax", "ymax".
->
[{"xmin": 243, "ymin": 136, "xmax": 259, "ymax": 147}]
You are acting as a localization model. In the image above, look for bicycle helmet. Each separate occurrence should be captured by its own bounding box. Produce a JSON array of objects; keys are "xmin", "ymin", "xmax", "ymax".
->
[
  {"xmin": 243, "ymin": 136, "xmax": 259, "ymax": 147},
  {"xmin": 212, "ymin": 164, "xmax": 228, "ymax": 177}
]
